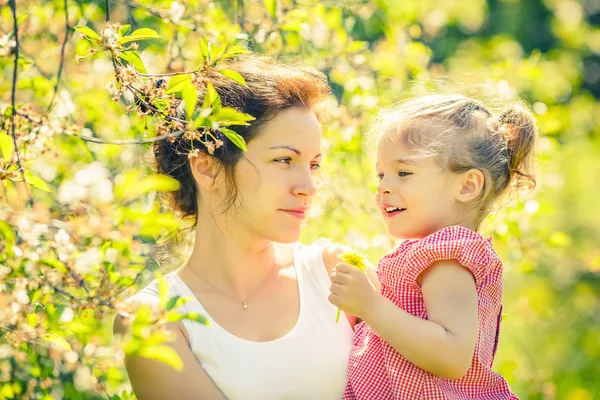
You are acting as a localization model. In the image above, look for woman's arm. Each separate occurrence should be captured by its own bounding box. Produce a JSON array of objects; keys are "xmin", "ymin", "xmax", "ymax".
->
[
  {"xmin": 330, "ymin": 259, "xmax": 479, "ymax": 379},
  {"xmin": 113, "ymin": 312, "xmax": 227, "ymax": 400}
]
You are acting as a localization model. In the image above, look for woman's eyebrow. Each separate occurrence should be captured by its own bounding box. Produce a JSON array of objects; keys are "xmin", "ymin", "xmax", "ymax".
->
[{"xmin": 269, "ymin": 145, "xmax": 322, "ymax": 158}]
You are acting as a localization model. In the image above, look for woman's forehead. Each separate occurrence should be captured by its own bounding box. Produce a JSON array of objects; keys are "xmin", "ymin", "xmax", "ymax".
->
[{"xmin": 249, "ymin": 107, "xmax": 322, "ymax": 154}]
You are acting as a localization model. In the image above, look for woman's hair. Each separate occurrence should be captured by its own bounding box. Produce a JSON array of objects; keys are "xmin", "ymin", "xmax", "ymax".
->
[
  {"xmin": 154, "ymin": 54, "xmax": 330, "ymax": 225},
  {"xmin": 375, "ymin": 94, "xmax": 538, "ymax": 223}
]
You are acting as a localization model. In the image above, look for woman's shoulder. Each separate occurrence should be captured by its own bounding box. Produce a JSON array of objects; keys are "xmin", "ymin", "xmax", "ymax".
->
[{"xmin": 113, "ymin": 273, "xmax": 189, "ymax": 339}]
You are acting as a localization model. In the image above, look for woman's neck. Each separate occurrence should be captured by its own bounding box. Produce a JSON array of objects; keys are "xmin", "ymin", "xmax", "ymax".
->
[{"xmin": 180, "ymin": 213, "xmax": 288, "ymax": 297}]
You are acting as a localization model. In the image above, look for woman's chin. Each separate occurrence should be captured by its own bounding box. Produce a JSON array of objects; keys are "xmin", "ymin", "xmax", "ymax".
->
[{"xmin": 271, "ymin": 229, "xmax": 302, "ymax": 244}]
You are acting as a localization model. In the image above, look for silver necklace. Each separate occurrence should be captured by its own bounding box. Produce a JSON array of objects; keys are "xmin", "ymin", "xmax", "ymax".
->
[{"xmin": 188, "ymin": 263, "xmax": 278, "ymax": 310}]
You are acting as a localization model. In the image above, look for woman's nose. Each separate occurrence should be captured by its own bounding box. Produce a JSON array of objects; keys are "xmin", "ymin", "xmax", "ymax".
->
[{"xmin": 292, "ymin": 169, "xmax": 317, "ymax": 197}]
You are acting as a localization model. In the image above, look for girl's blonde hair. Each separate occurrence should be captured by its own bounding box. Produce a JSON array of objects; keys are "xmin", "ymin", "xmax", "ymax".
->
[{"xmin": 375, "ymin": 94, "xmax": 538, "ymax": 223}]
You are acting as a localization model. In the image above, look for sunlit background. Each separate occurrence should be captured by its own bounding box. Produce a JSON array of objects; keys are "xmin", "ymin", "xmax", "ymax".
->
[{"xmin": 1, "ymin": 0, "xmax": 599, "ymax": 398}]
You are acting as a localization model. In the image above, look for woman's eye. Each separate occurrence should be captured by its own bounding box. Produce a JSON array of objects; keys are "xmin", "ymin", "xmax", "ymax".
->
[
  {"xmin": 377, "ymin": 173, "xmax": 384, "ymax": 180},
  {"xmin": 274, "ymin": 157, "xmax": 292, "ymax": 165},
  {"xmin": 398, "ymin": 171, "xmax": 412, "ymax": 177},
  {"xmin": 310, "ymin": 163, "xmax": 321, "ymax": 171}
]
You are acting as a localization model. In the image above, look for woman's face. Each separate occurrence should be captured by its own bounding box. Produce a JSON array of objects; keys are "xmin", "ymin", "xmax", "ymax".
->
[{"xmin": 216, "ymin": 107, "xmax": 323, "ymax": 244}]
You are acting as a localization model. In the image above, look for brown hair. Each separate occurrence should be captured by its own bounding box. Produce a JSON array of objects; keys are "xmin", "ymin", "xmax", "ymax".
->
[
  {"xmin": 154, "ymin": 54, "xmax": 329, "ymax": 225},
  {"xmin": 376, "ymin": 94, "xmax": 538, "ymax": 224}
]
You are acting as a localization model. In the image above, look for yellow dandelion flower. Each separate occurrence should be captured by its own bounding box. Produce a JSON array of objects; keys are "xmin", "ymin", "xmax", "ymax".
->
[{"xmin": 335, "ymin": 250, "xmax": 368, "ymax": 323}]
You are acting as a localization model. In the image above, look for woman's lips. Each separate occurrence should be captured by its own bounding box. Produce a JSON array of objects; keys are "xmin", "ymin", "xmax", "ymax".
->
[{"xmin": 280, "ymin": 209, "xmax": 308, "ymax": 219}]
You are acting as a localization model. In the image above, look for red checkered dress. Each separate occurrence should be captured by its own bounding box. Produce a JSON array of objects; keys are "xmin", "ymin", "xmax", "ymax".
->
[{"xmin": 344, "ymin": 225, "xmax": 518, "ymax": 400}]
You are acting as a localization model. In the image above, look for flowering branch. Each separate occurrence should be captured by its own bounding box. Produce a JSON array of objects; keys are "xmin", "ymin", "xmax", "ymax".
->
[
  {"xmin": 8, "ymin": 0, "xmax": 33, "ymax": 207},
  {"xmin": 48, "ymin": 0, "xmax": 71, "ymax": 112}
]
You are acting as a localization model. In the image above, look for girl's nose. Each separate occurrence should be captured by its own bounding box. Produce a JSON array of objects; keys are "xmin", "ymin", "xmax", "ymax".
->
[{"xmin": 377, "ymin": 178, "xmax": 392, "ymax": 195}]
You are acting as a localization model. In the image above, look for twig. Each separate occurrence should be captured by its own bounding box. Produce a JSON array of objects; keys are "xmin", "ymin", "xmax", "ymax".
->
[
  {"xmin": 105, "ymin": 0, "xmax": 110, "ymax": 22},
  {"xmin": 16, "ymin": 109, "xmax": 186, "ymax": 145},
  {"xmin": 69, "ymin": 129, "xmax": 185, "ymax": 145},
  {"xmin": 8, "ymin": 0, "xmax": 33, "ymax": 207},
  {"xmin": 135, "ymin": 69, "xmax": 201, "ymax": 77},
  {"xmin": 48, "ymin": 0, "xmax": 71, "ymax": 112}
]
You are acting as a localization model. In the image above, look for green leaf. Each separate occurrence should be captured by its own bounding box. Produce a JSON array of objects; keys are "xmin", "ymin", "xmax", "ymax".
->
[
  {"xmin": 27, "ymin": 313, "xmax": 39, "ymax": 328},
  {"xmin": 137, "ymin": 344, "xmax": 183, "ymax": 370},
  {"xmin": 24, "ymin": 171, "xmax": 50, "ymax": 192},
  {"xmin": 182, "ymin": 312, "xmax": 210, "ymax": 325},
  {"xmin": 181, "ymin": 81, "xmax": 198, "ymax": 121},
  {"xmin": 211, "ymin": 107, "xmax": 255, "ymax": 124},
  {"xmin": 220, "ymin": 128, "xmax": 247, "ymax": 151},
  {"xmin": 218, "ymin": 69, "xmax": 247, "ymax": 87},
  {"xmin": 165, "ymin": 74, "xmax": 192, "ymax": 94},
  {"xmin": 1, "ymin": 383, "xmax": 14, "ymax": 399},
  {"xmin": 114, "ymin": 171, "xmax": 180, "ymax": 201},
  {"xmin": 119, "ymin": 24, "xmax": 131, "ymax": 37},
  {"xmin": 210, "ymin": 43, "xmax": 226, "ymax": 61},
  {"xmin": 165, "ymin": 295, "xmax": 189, "ymax": 311},
  {"xmin": 0, "ymin": 220, "xmax": 16, "ymax": 254},
  {"xmin": 119, "ymin": 51, "xmax": 147, "ymax": 73},
  {"xmin": 157, "ymin": 273, "xmax": 169, "ymax": 309},
  {"xmin": 199, "ymin": 36, "xmax": 211, "ymax": 61},
  {"xmin": 193, "ymin": 116, "xmax": 211, "ymax": 129},
  {"xmin": 40, "ymin": 258, "xmax": 69, "ymax": 273},
  {"xmin": 165, "ymin": 296, "xmax": 181, "ymax": 311},
  {"xmin": 222, "ymin": 45, "xmax": 251, "ymax": 59},
  {"xmin": 120, "ymin": 28, "xmax": 161, "ymax": 44},
  {"xmin": 264, "ymin": 0, "xmax": 277, "ymax": 19},
  {"xmin": 166, "ymin": 311, "xmax": 183, "ymax": 323},
  {"xmin": 42, "ymin": 334, "xmax": 72, "ymax": 351},
  {"xmin": 17, "ymin": 15, "xmax": 28, "ymax": 26},
  {"xmin": 0, "ymin": 132, "xmax": 14, "ymax": 160},
  {"xmin": 202, "ymin": 81, "xmax": 221, "ymax": 111},
  {"xmin": 74, "ymin": 25, "xmax": 101, "ymax": 41}
]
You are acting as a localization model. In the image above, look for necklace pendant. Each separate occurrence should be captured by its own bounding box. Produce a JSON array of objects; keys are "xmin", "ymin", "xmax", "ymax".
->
[{"xmin": 242, "ymin": 301, "xmax": 248, "ymax": 309}]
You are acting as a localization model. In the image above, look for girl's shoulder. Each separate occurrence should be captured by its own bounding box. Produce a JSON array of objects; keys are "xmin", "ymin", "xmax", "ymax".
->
[{"xmin": 380, "ymin": 225, "xmax": 501, "ymax": 286}]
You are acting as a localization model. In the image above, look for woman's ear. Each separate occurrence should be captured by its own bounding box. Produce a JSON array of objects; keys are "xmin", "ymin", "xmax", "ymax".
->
[
  {"xmin": 456, "ymin": 168, "xmax": 485, "ymax": 203},
  {"xmin": 189, "ymin": 152, "xmax": 218, "ymax": 191}
]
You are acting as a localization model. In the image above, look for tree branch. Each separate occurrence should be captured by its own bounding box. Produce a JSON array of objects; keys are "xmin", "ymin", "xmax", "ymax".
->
[
  {"xmin": 16, "ymin": 110, "xmax": 186, "ymax": 145},
  {"xmin": 48, "ymin": 0, "xmax": 71, "ymax": 112},
  {"xmin": 9, "ymin": 0, "xmax": 33, "ymax": 207}
]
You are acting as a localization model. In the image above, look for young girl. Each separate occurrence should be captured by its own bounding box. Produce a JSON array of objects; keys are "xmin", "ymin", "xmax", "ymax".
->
[{"xmin": 329, "ymin": 94, "xmax": 537, "ymax": 399}]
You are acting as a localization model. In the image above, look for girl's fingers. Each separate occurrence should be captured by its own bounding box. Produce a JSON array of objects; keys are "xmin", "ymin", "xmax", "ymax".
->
[{"xmin": 330, "ymin": 282, "xmax": 344, "ymax": 295}]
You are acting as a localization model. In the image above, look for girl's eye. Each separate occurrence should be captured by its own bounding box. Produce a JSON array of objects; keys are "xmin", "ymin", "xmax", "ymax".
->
[
  {"xmin": 377, "ymin": 173, "xmax": 384, "ymax": 180},
  {"xmin": 310, "ymin": 163, "xmax": 321, "ymax": 171},
  {"xmin": 274, "ymin": 157, "xmax": 292, "ymax": 165},
  {"xmin": 399, "ymin": 171, "xmax": 412, "ymax": 177}
]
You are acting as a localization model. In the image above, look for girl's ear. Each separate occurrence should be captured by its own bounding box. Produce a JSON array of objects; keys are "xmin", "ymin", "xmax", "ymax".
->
[
  {"xmin": 456, "ymin": 168, "xmax": 485, "ymax": 203},
  {"xmin": 189, "ymin": 152, "xmax": 218, "ymax": 191}
]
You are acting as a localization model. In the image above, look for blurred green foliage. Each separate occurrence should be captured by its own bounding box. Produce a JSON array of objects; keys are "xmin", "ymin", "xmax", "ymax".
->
[{"xmin": 1, "ymin": 0, "xmax": 598, "ymax": 398}]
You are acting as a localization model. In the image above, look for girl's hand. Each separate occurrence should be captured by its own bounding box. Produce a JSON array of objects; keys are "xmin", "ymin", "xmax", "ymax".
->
[{"xmin": 328, "ymin": 263, "xmax": 379, "ymax": 320}]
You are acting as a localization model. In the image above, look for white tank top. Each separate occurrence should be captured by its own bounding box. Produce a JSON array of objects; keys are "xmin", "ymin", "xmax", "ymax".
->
[{"xmin": 132, "ymin": 239, "xmax": 354, "ymax": 399}]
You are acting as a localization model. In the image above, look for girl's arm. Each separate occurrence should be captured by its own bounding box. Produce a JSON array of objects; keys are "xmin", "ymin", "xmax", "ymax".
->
[
  {"xmin": 330, "ymin": 259, "xmax": 479, "ymax": 379},
  {"xmin": 113, "ymin": 312, "xmax": 227, "ymax": 400}
]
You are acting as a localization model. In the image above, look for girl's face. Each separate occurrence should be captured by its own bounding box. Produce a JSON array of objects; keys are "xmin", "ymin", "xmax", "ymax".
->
[
  {"xmin": 216, "ymin": 107, "xmax": 323, "ymax": 244},
  {"xmin": 375, "ymin": 135, "xmax": 464, "ymax": 239}
]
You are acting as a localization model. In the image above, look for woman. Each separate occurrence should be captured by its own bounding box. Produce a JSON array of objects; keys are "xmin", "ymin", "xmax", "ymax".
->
[{"xmin": 113, "ymin": 55, "xmax": 356, "ymax": 399}]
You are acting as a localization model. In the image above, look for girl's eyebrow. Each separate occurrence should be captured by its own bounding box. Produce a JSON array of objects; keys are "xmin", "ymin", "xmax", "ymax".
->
[
  {"xmin": 269, "ymin": 145, "xmax": 322, "ymax": 158},
  {"xmin": 393, "ymin": 158, "xmax": 418, "ymax": 165}
]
